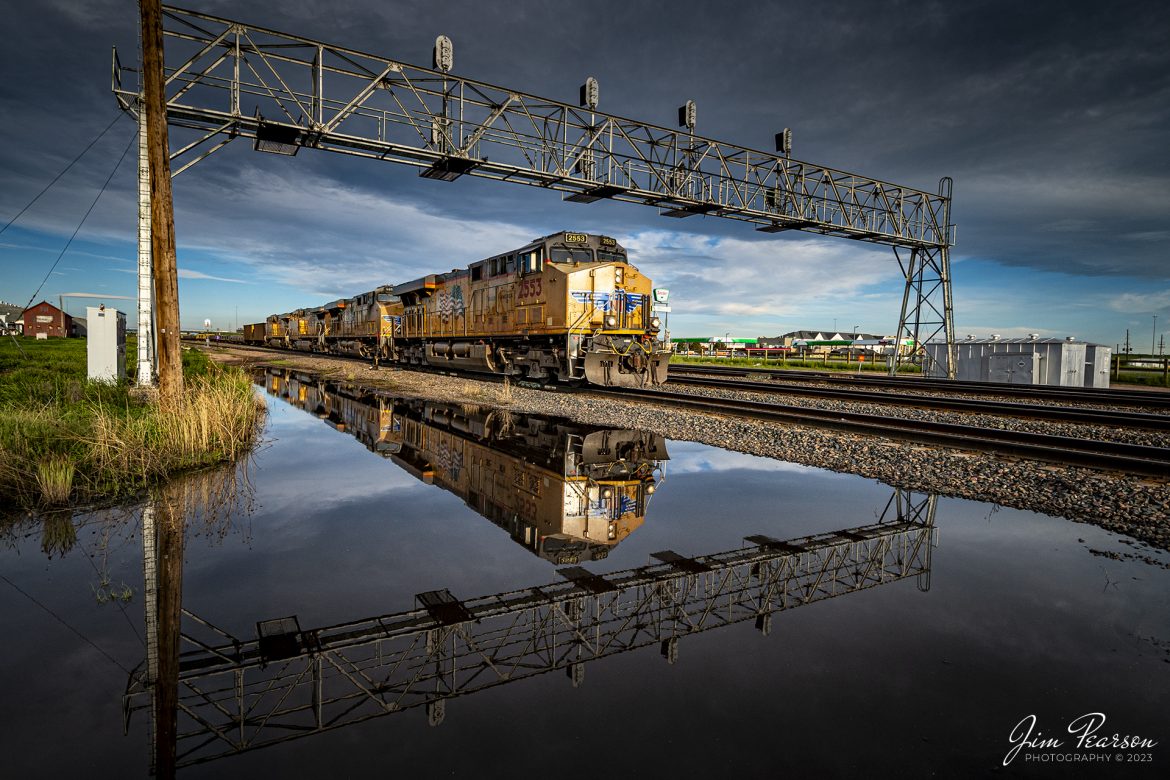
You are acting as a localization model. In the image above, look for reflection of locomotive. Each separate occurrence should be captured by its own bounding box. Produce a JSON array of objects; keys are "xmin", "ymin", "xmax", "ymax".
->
[
  {"xmin": 266, "ymin": 369, "xmax": 668, "ymax": 564},
  {"xmin": 245, "ymin": 232, "xmax": 669, "ymax": 387}
]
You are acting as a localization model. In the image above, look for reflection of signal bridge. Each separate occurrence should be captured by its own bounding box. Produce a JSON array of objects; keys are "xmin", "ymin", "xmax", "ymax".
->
[{"xmin": 125, "ymin": 490, "xmax": 936, "ymax": 768}]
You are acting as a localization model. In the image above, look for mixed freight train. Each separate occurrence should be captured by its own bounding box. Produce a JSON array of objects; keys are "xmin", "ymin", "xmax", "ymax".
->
[{"xmin": 244, "ymin": 232, "xmax": 669, "ymax": 387}]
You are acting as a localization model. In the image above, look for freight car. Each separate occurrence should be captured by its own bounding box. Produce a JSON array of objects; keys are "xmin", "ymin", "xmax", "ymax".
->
[
  {"xmin": 245, "ymin": 232, "xmax": 670, "ymax": 387},
  {"xmin": 266, "ymin": 368, "xmax": 668, "ymax": 563}
]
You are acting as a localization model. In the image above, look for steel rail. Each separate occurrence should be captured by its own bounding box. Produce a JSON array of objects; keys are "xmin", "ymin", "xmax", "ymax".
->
[
  {"xmin": 194, "ymin": 343, "xmax": 1169, "ymax": 475},
  {"xmin": 590, "ymin": 386, "xmax": 1170, "ymax": 478},
  {"xmin": 666, "ymin": 374, "xmax": 1170, "ymax": 432},
  {"xmin": 670, "ymin": 363, "xmax": 1170, "ymax": 410}
]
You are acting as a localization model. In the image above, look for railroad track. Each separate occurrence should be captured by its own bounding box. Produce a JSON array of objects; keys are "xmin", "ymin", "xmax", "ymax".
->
[
  {"xmin": 589, "ymin": 386, "xmax": 1170, "ymax": 479},
  {"xmin": 669, "ymin": 363, "xmax": 1170, "ymax": 411},
  {"xmin": 198, "ymin": 342, "xmax": 1170, "ymax": 476},
  {"xmin": 666, "ymin": 374, "xmax": 1170, "ymax": 432}
]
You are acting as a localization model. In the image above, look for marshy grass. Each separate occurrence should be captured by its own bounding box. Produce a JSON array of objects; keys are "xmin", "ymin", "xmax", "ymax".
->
[{"xmin": 0, "ymin": 337, "xmax": 265, "ymax": 509}]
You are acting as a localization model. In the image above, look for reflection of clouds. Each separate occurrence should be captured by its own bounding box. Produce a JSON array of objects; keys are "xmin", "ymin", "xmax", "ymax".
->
[
  {"xmin": 252, "ymin": 393, "xmax": 428, "ymax": 522},
  {"xmin": 665, "ymin": 441, "xmax": 821, "ymax": 475}
]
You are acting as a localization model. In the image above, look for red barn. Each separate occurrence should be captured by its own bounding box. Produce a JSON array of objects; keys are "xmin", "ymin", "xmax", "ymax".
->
[{"xmin": 21, "ymin": 301, "xmax": 72, "ymax": 338}]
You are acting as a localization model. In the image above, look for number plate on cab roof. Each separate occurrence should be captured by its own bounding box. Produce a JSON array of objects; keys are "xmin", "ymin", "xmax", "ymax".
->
[{"xmin": 564, "ymin": 232, "xmax": 588, "ymax": 243}]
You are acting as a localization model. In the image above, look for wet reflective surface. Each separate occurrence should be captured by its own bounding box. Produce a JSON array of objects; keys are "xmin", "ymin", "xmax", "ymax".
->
[{"xmin": 1, "ymin": 371, "xmax": 1167, "ymax": 777}]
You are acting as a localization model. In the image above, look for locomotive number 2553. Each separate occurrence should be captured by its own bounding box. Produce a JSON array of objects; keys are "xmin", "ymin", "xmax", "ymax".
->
[{"xmin": 519, "ymin": 278, "xmax": 543, "ymax": 298}]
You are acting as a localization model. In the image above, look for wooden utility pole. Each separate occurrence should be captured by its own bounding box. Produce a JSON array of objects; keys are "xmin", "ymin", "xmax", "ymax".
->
[{"xmin": 140, "ymin": 0, "xmax": 183, "ymax": 410}]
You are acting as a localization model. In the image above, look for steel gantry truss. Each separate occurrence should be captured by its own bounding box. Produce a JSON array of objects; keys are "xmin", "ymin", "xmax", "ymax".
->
[
  {"xmin": 112, "ymin": 5, "xmax": 956, "ymax": 375},
  {"xmin": 124, "ymin": 490, "xmax": 936, "ymax": 769}
]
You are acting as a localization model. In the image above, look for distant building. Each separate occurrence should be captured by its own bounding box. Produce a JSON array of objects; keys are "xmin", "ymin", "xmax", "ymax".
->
[
  {"xmin": 21, "ymin": 301, "xmax": 72, "ymax": 339},
  {"xmin": 0, "ymin": 301, "xmax": 22, "ymax": 334},
  {"xmin": 674, "ymin": 330, "xmax": 901, "ymax": 356},
  {"xmin": 764, "ymin": 331, "xmax": 887, "ymax": 354}
]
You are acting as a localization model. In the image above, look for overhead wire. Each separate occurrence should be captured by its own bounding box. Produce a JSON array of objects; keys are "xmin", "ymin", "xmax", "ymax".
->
[
  {"xmin": 0, "ymin": 572, "xmax": 133, "ymax": 675},
  {"xmin": 22, "ymin": 126, "xmax": 139, "ymax": 312},
  {"xmin": 0, "ymin": 111, "xmax": 126, "ymax": 238}
]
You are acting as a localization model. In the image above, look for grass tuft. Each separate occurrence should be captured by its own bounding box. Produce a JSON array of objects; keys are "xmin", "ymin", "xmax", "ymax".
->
[{"xmin": 35, "ymin": 456, "xmax": 75, "ymax": 505}]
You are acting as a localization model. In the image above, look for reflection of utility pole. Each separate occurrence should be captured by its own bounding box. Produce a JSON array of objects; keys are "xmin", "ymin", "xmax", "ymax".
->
[
  {"xmin": 141, "ymin": 0, "xmax": 184, "ymax": 410},
  {"xmin": 142, "ymin": 490, "xmax": 184, "ymax": 780}
]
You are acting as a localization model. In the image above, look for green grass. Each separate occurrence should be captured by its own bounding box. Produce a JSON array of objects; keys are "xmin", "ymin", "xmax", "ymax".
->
[
  {"xmin": 669, "ymin": 354, "xmax": 922, "ymax": 373},
  {"xmin": 0, "ymin": 336, "xmax": 264, "ymax": 510},
  {"xmin": 1114, "ymin": 372, "xmax": 1170, "ymax": 388}
]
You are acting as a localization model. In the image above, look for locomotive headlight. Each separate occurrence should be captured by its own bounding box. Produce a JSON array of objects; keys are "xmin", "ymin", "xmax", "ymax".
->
[
  {"xmin": 649, "ymin": 317, "xmax": 661, "ymax": 330},
  {"xmin": 604, "ymin": 315, "xmax": 618, "ymax": 328},
  {"xmin": 614, "ymin": 268, "xmax": 624, "ymax": 284},
  {"xmin": 602, "ymin": 488, "xmax": 613, "ymax": 498},
  {"xmin": 645, "ymin": 483, "xmax": 656, "ymax": 494}
]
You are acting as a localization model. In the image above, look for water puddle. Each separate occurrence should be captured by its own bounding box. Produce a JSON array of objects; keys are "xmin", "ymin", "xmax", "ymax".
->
[{"xmin": 1, "ymin": 368, "xmax": 1166, "ymax": 776}]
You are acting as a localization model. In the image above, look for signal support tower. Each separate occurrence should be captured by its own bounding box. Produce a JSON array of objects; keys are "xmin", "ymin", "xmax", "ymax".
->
[{"xmin": 112, "ymin": 5, "xmax": 956, "ymax": 376}]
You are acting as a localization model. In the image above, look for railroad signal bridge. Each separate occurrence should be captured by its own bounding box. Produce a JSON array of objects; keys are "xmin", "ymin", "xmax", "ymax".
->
[{"xmin": 113, "ymin": 4, "xmax": 956, "ymax": 375}]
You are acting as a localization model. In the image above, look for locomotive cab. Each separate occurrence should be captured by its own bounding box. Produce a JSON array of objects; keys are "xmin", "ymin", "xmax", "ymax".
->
[{"xmin": 542, "ymin": 233, "xmax": 669, "ymax": 387}]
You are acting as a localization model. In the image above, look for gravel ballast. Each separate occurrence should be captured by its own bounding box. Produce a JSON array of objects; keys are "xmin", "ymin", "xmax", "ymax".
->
[{"xmin": 204, "ymin": 346, "xmax": 1170, "ymax": 552}]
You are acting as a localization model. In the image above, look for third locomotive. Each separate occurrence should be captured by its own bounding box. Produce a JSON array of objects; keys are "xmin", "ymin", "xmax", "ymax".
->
[{"xmin": 245, "ymin": 231, "xmax": 669, "ymax": 387}]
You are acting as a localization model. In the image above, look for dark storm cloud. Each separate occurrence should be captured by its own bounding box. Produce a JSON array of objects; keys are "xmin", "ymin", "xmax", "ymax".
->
[{"xmin": 1, "ymin": 0, "xmax": 1167, "ymax": 286}]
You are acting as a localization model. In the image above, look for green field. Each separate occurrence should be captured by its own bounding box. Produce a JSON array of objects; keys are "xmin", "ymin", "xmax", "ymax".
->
[
  {"xmin": 0, "ymin": 336, "xmax": 263, "ymax": 509},
  {"xmin": 669, "ymin": 353, "xmax": 922, "ymax": 373}
]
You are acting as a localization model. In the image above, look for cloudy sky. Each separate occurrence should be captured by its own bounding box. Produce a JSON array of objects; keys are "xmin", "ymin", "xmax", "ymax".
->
[{"xmin": 1, "ymin": 0, "xmax": 1167, "ymax": 349}]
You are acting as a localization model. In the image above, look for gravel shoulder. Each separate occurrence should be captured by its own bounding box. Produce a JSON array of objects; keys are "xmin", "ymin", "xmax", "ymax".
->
[{"xmin": 202, "ymin": 345, "xmax": 1170, "ymax": 552}]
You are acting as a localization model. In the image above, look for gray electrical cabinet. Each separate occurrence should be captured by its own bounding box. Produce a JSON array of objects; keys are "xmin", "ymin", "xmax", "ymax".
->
[
  {"xmin": 87, "ymin": 306, "xmax": 126, "ymax": 383},
  {"xmin": 925, "ymin": 336, "xmax": 1106, "ymax": 387}
]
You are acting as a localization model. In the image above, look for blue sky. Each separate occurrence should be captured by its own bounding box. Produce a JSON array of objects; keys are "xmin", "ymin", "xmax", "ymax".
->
[{"xmin": 1, "ymin": 0, "xmax": 1168, "ymax": 350}]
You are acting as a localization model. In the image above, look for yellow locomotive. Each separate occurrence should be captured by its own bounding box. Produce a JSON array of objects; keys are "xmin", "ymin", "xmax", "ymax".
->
[
  {"xmin": 248, "ymin": 232, "xmax": 670, "ymax": 387},
  {"xmin": 265, "ymin": 369, "xmax": 669, "ymax": 564}
]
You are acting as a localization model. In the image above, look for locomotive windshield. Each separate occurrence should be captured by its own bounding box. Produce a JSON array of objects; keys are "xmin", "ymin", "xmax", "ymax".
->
[{"xmin": 550, "ymin": 246, "xmax": 593, "ymax": 263}]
